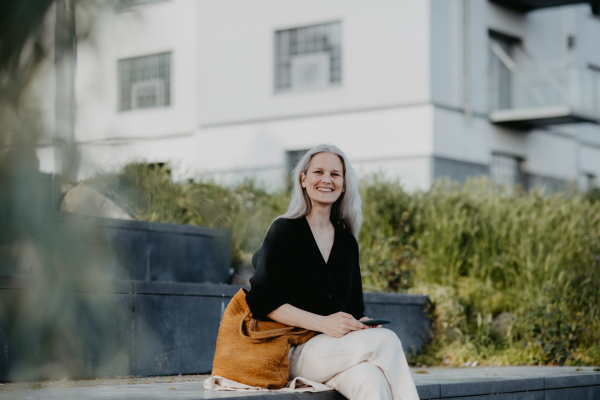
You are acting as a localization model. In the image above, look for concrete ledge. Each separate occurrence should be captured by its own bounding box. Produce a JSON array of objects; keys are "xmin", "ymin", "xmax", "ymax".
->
[
  {"xmin": 0, "ymin": 212, "xmax": 233, "ymax": 284},
  {"xmin": 58, "ymin": 214, "xmax": 233, "ymax": 284},
  {"xmin": 414, "ymin": 367, "xmax": 600, "ymax": 400},
  {"xmin": 0, "ymin": 279, "xmax": 430, "ymax": 380},
  {"xmin": 1, "ymin": 367, "xmax": 599, "ymax": 399}
]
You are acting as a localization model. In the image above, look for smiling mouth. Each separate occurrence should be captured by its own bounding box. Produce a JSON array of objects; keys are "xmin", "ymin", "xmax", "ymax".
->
[{"xmin": 317, "ymin": 188, "xmax": 334, "ymax": 193}]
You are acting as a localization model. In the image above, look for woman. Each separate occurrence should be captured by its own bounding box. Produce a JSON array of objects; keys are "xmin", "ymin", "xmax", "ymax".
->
[{"xmin": 245, "ymin": 144, "xmax": 420, "ymax": 400}]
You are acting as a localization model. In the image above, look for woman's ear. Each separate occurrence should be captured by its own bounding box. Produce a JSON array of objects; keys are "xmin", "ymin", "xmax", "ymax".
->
[{"xmin": 300, "ymin": 172, "xmax": 307, "ymax": 188}]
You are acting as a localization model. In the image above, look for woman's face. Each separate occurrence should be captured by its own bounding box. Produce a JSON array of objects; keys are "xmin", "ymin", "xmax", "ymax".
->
[{"xmin": 301, "ymin": 152, "xmax": 345, "ymax": 207}]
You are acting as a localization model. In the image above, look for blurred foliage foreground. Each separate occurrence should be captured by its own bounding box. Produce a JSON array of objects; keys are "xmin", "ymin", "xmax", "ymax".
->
[{"xmin": 89, "ymin": 163, "xmax": 600, "ymax": 367}]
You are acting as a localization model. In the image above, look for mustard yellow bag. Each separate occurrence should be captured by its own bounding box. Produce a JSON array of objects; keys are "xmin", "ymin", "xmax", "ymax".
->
[{"xmin": 212, "ymin": 289, "xmax": 316, "ymax": 389}]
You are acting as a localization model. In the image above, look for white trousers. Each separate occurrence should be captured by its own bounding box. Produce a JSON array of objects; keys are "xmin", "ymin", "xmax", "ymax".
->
[{"xmin": 288, "ymin": 328, "xmax": 420, "ymax": 400}]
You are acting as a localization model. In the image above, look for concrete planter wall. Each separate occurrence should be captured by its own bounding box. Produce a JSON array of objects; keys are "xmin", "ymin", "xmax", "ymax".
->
[
  {"xmin": 0, "ymin": 213, "xmax": 232, "ymax": 284},
  {"xmin": 87, "ymin": 217, "xmax": 232, "ymax": 284},
  {"xmin": 0, "ymin": 277, "xmax": 430, "ymax": 380}
]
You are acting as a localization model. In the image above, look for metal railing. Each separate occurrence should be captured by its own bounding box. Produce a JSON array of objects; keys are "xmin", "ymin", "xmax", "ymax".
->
[{"xmin": 488, "ymin": 63, "xmax": 600, "ymax": 119}]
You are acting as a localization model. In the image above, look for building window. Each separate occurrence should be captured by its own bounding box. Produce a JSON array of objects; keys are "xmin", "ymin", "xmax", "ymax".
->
[
  {"xmin": 115, "ymin": 0, "xmax": 168, "ymax": 10},
  {"xmin": 491, "ymin": 153, "xmax": 525, "ymax": 187},
  {"xmin": 585, "ymin": 173, "xmax": 597, "ymax": 191},
  {"xmin": 285, "ymin": 149, "xmax": 309, "ymax": 177},
  {"xmin": 488, "ymin": 30, "xmax": 521, "ymax": 111},
  {"xmin": 118, "ymin": 52, "xmax": 171, "ymax": 112},
  {"xmin": 274, "ymin": 21, "xmax": 342, "ymax": 93},
  {"xmin": 584, "ymin": 64, "xmax": 600, "ymax": 116}
]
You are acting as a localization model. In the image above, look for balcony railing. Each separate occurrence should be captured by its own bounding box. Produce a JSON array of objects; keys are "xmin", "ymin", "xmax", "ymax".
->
[
  {"xmin": 488, "ymin": 64, "xmax": 600, "ymax": 127},
  {"xmin": 489, "ymin": 0, "xmax": 595, "ymax": 13}
]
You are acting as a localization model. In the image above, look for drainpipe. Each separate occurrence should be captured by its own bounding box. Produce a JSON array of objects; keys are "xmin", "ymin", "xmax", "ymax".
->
[
  {"xmin": 463, "ymin": 0, "xmax": 471, "ymax": 121},
  {"xmin": 575, "ymin": 131, "xmax": 583, "ymax": 190},
  {"xmin": 55, "ymin": 0, "xmax": 78, "ymax": 181}
]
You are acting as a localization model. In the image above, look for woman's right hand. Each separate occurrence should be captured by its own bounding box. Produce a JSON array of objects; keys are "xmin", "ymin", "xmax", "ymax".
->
[{"xmin": 319, "ymin": 312, "xmax": 368, "ymax": 338}]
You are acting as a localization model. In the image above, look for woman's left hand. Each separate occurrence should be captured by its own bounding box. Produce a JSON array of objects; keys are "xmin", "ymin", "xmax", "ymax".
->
[{"xmin": 359, "ymin": 316, "xmax": 382, "ymax": 328}]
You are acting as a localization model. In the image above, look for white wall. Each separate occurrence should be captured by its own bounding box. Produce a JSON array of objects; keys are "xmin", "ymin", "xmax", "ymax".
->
[
  {"xmin": 430, "ymin": 0, "xmax": 463, "ymax": 108},
  {"xmin": 197, "ymin": 0, "xmax": 431, "ymax": 125},
  {"xmin": 575, "ymin": 5, "xmax": 600, "ymax": 67},
  {"xmin": 76, "ymin": 0, "xmax": 200, "ymax": 145},
  {"xmin": 73, "ymin": 0, "xmax": 434, "ymax": 185},
  {"xmin": 193, "ymin": 104, "xmax": 435, "ymax": 190},
  {"xmin": 41, "ymin": 0, "xmax": 600, "ymax": 190},
  {"xmin": 432, "ymin": 107, "xmax": 490, "ymax": 165}
]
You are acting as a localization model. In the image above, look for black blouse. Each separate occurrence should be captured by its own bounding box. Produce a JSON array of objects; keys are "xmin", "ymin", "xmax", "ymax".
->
[{"xmin": 246, "ymin": 217, "xmax": 365, "ymax": 321}]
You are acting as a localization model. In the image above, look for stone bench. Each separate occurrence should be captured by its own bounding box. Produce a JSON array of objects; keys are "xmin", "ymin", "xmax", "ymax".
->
[
  {"xmin": 0, "ymin": 277, "xmax": 430, "ymax": 380},
  {"xmin": 2, "ymin": 367, "xmax": 599, "ymax": 399}
]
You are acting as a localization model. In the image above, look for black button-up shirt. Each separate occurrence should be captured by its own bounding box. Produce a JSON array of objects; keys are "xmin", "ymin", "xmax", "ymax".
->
[{"xmin": 246, "ymin": 217, "xmax": 365, "ymax": 321}]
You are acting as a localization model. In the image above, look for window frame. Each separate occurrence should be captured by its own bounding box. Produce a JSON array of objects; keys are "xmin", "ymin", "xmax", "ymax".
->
[
  {"xmin": 273, "ymin": 21, "xmax": 342, "ymax": 94},
  {"xmin": 488, "ymin": 29, "xmax": 522, "ymax": 112},
  {"xmin": 114, "ymin": 0, "xmax": 169, "ymax": 12},
  {"xmin": 117, "ymin": 52, "xmax": 173, "ymax": 113},
  {"xmin": 490, "ymin": 152, "xmax": 527, "ymax": 188}
]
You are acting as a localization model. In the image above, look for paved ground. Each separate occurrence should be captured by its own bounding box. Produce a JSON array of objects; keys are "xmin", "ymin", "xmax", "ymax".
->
[{"xmin": 0, "ymin": 366, "xmax": 598, "ymax": 399}]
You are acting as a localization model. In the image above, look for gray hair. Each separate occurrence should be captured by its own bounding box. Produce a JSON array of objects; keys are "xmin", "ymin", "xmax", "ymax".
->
[{"xmin": 281, "ymin": 144, "xmax": 362, "ymax": 238}]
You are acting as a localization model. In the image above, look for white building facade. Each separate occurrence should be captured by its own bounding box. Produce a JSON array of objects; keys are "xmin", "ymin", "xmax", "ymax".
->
[{"xmin": 41, "ymin": 0, "xmax": 600, "ymax": 191}]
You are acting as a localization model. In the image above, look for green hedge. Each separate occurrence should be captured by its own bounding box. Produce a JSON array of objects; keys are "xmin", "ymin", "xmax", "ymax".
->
[
  {"xmin": 88, "ymin": 164, "xmax": 600, "ymax": 366},
  {"xmin": 360, "ymin": 177, "xmax": 600, "ymax": 366}
]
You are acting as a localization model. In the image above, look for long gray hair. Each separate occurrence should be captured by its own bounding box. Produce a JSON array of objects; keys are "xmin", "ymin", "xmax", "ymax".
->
[{"xmin": 281, "ymin": 144, "xmax": 362, "ymax": 238}]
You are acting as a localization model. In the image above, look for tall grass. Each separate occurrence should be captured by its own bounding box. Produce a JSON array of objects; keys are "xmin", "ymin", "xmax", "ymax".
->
[
  {"xmin": 87, "ymin": 165, "xmax": 600, "ymax": 366},
  {"xmin": 359, "ymin": 177, "xmax": 600, "ymax": 366}
]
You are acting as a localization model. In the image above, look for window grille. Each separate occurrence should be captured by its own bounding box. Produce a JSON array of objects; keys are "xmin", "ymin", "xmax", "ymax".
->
[
  {"xmin": 118, "ymin": 52, "xmax": 171, "ymax": 112},
  {"xmin": 491, "ymin": 153, "xmax": 525, "ymax": 187},
  {"xmin": 274, "ymin": 21, "xmax": 342, "ymax": 92},
  {"xmin": 115, "ymin": 0, "xmax": 167, "ymax": 10}
]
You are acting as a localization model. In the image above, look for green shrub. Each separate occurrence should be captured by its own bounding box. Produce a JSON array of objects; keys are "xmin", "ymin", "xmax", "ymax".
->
[
  {"xmin": 359, "ymin": 176, "xmax": 599, "ymax": 366},
  {"xmin": 86, "ymin": 164, "xmax": 600, "ymax": 366},
  {"xmin": 85, "ymin": 163, "xmax": 287, "ymax": 270},
  {"xmin": 359, "ymin": 177, "xmax": 418, "ymax": 292}
]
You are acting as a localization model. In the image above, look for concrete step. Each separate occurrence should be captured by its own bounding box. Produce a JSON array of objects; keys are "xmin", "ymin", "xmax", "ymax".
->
[
  {"xmin": 0, "ymin": 278, "xmax": 430, "ymax": 380},
  {"xmin": 0, "ymin": 211, "xmax": 233, "ymax": 283},
  {"xmin": 1, "ymin": 367, "xmax": 598, "ymax": 399}
]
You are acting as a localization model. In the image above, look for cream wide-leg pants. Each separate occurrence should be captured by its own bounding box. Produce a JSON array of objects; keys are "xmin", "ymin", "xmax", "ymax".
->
[{"xmin": 288, "ymin": 328, "xmax": 420, "ymax": 400}]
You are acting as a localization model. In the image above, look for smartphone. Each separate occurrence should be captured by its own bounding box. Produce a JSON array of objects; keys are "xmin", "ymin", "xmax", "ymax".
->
[{"xmin": 361, "ymin": 319, "xmax": 391, "ymax": 326}]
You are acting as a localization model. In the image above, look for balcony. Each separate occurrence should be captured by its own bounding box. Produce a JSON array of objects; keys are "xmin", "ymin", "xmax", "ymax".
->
[
  {"xmin": 489, "ymin": 0, "xmax": 598, "ymax": 13},
  {"xmin": 488, "ymin": 63, "xmax": 600, "ymax": 128}
]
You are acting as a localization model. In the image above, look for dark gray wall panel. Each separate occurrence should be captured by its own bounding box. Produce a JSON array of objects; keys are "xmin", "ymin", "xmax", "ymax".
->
[
  {"xmin": 132, "ymin": 292, "xmax": 228, "ymax": 376},
  {"xmin": 0, "ymin": 285, "xmax": 133, "ymax": 380},
  {"xmin": 448, "ymin": 392, "xmax": 544, "ymax": 400},
  {"xmin": 544, "ymin": 386, "xmax": 600, "ymax": 400},
  {"xmin": 0, "ymin": 279, "xmax": 430, "ymax": 380},
  {"xmin": 62, "ymin": 215, "xmax": 233, "ymax": 284},
  {"xmin": 363, "ymin": 302, "xmax": 429, "ymax": 355},
  {"xmin": 68, "ymin": 292, "xmax": 134, "ymax": 378},
  {"xmin": 147, "ymin": 231, "xmax": 229, "ymax": 284},
  {"xmin": 104, "ymin": 226, "xmax": 148, "ymax": 280}
]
